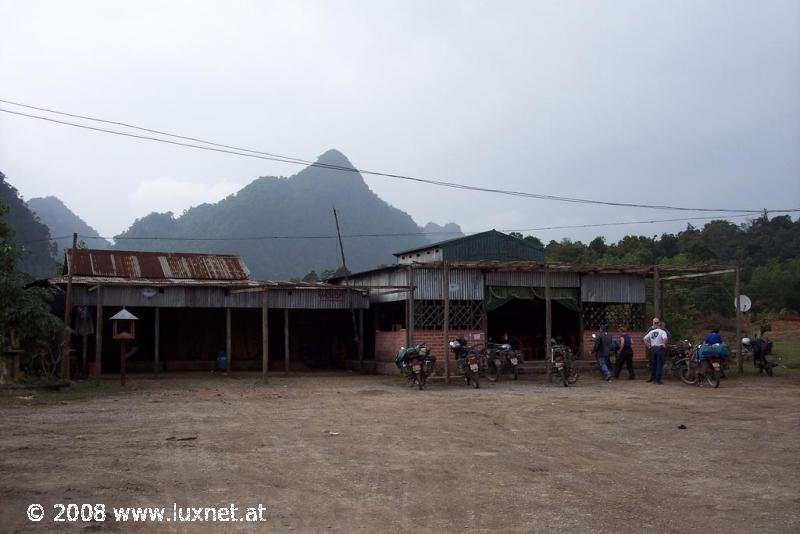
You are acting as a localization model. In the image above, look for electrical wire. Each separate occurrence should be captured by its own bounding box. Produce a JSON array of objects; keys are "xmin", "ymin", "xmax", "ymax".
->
[
  {"xmin": 3, "ymin": 101, "xmax": 798, "ymax": 214},
  {"xmin": 12, "ymin": 212, "xmax": 766, "ymax": 245}
]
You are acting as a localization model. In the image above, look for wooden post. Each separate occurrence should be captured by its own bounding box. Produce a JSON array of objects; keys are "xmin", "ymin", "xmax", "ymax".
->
[
  {"xmin": 482, "ymin": 271, "xmax": 489, "ymax": 346},
  {"xmin": 407, "ymin": 265, "xmax": 415, "ymax": 347},
  {"xmin": 653, "ymin": 266, "xmax": 661, "ymax": 319},
  {"xmin": 442, "ymin": 262, "xmax": 450, "ymax": 386},
  {"xmin": 81, "ymin": 334, "xmax": 88, "ymax": 377},
  {"xmin": 735, "ymin": 267, "xmax": 743, "ymax": 375},
  {"xmin": 262, "ymin": 289, "xmax": 269, "ymax": 383},
  {"xmin": 225, "ymin": 307, "xmax": 232, "ymax": 374},
  {"xmin": 119, "ymin": 342, "xmax": 127, "ymax": 386},
  {"xmin": 154, "ymin": 307, "xmax": 160, "ymax": 377},
  {"xmin": 284, "ymin": 308, "xmax": 290, "ymax": 376},
  {"xmin": 578, "ymin": 287, "xmax": 584, "ymax": 360},
  {"xmin": 358, "ymin": 309, "xmax": 364, "ymax": 372},
  {"xmin": 95, "ymin": 286, "xmax": 103, "ymax": 384},
  {"xmin": 61, "ymin": 232, "xmax": 78, "ymax": 381},
  {"xmin": 545, "ymin": 266, "xmax": 552, "ymax": 362}
]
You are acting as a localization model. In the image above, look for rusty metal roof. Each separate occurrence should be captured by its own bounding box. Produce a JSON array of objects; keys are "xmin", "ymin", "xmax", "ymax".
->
[{"xmin": 65, "ymin": 249, "xmax": 251, "ymax": 281}]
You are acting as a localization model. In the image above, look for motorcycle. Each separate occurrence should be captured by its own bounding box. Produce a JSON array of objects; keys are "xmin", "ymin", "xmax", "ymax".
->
[
  {"xmin": 668, "ymin": 340, "xmax": 694, "ymax": 384},
  {"xmin": 547, "ymin": 341, "xmax": 579, "ymax": 387},
  {"xmin": 483, "ymin": 342, "xmax": 523, "ymax": 382},
  {"xmin": 395, "ymin": 344, "xmax": 436, "ymax": 390},
  {"xmin": 450, "ymin": 337, "xmax": 481, "ymax": 388},
  {"xmin": 742, "ymin": 337, "xmax": 776, "ymax": 376},
  {"xmin": 681, "ymin": 343, "xmax": 730, "ymax": 388}
]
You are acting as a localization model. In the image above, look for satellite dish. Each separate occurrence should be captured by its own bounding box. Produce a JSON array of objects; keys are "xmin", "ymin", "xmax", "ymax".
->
[
  {"xmin": 141, "ymin": 288, "xmax": 158, "ymax": 298},
  {"xmin": 736, "ymin": 295, "xmax": 752, "ymax": 312}
]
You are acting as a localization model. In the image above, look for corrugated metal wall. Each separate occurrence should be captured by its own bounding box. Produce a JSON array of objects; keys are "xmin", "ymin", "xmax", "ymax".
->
[
  {"xmin": 70, "ymin": 286, "xmax": 370, "ymax": 309},
  {"xmin": 581, "ymin": 274, "xmax": 646, "ymax": 303},
  {"xmin": 409, "ymin": 268, "xmax": 485, "ymax": 300}
]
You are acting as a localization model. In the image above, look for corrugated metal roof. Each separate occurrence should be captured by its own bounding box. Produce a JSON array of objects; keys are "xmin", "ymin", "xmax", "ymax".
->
[
  {"xmin": 393, "ymin": 230, "xmax": 544, "ymax": 259},
  {"xmin": 65, "ymin": 249, "xmax": 250, "ymax": 280}
]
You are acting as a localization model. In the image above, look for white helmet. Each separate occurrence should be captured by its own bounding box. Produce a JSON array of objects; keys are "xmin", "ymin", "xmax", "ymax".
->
[{"xmin": 741, "ymin": 337, "xmax": 751, "ymax": 346}]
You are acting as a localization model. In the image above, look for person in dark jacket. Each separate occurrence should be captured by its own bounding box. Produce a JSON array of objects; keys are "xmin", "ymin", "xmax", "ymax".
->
[
  {"xmin": 613, "ymin": 332, "xmax": 635, "ymax": 379},
  {"xmin": 594, "ymin": 325, "xmax": 613, "ymax": 381}
]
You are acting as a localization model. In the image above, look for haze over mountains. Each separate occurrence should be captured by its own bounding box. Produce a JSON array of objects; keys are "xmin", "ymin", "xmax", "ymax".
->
[
  {"xmin": 7, "ymin": 150, "xmax": 463, "ymax": 279},
  {"xmin": 26, "ymin": 196, "xmax": 111, "ymax": 255}
]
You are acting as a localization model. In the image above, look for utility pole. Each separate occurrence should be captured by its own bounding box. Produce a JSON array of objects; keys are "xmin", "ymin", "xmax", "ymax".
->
[
  {"xmin": 61, "ymin": 232, "xmax": 77, "ymax": 381},
  {"xmin": 735, "ymin": 267, "xmax": 743, "ymax": 375},
  {"xmin": 333, "ymin": 208, "xmax": 360, "ymax": 362}
]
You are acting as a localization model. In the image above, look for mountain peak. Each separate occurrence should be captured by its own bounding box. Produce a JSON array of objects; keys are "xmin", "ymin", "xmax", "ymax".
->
[{"xmin": 316, "ymin": 149, "xmax": 355, "ymax": 169}]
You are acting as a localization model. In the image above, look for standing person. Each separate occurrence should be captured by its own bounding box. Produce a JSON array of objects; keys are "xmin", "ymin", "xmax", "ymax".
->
[
  {"xmin": 644, "ymin": 320, "xmax": 669, "ymax": 385},
  {"xmin": 613, "ymin": 332, "xmax": 635, "ymax": 380},
  {"xmin": 594, "ymin": 325, "xmax": 613, "ymax": 381},
  {"xmin": 645, "ymin": 317, "xmax": 659, "ymax": 377}
]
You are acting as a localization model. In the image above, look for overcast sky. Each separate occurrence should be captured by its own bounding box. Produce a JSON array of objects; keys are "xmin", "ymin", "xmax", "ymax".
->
[{"xmin": 1, "ymin": 0, "xmax": 798, "ymax": 244}]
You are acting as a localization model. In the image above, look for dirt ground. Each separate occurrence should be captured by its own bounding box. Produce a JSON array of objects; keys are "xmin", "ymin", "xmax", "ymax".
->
[{"xmin": 1, "ymin": 371, "xmax": 799, "ymax": 533}]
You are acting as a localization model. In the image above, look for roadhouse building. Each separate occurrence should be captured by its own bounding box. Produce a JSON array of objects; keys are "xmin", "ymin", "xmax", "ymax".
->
[{"xmin": 53, "ymin": 249, "xmax": 368, "ymax": 378}]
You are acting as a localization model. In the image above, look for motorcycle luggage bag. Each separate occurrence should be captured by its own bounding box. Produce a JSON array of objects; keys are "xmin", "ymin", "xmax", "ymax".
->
[
  {"xmin": 395, "ymin": 347, "xmax": 418, "ymax": 368},
  {"xmin": 713, "ymin": 343, "xmax": 731, "ymax": 359},
  {"xmin": 698, "ymin": 344, "xmax": 715, "ymax": 360}
]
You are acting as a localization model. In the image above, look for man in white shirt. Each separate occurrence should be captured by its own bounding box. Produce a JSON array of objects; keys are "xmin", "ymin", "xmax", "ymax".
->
[{"xmin": 644, "ymin": 320, "xmax": 669, "ymax": 385}]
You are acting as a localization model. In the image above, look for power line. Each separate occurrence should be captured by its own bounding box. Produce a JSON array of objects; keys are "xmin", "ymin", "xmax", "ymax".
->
[
  {"xmin": 2, "ymin": 100, "xmax": 797, "ymax": 214},
  {"xmin": 13, "ymin": 212, "xmax": 772, "ymax": 245}
]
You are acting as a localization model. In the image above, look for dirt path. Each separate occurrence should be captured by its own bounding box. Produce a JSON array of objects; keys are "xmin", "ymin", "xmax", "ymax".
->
[{"xmin": 1, "ymin": 372, "xmax": 799, "ymax": 533}]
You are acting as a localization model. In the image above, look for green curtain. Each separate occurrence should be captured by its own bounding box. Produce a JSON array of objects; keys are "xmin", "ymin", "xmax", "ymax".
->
[{"xmin": 485, "ymin": 286, "xmax": 581, "ymax": 313}]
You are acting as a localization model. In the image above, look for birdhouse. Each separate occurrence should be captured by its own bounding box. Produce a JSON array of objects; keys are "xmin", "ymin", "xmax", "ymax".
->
[{"xmin": 110, "ymin": 309, "xmax": 139, "ymax": 341}]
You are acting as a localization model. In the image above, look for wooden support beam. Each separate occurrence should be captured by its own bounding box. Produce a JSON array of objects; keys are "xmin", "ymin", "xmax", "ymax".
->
[
  {"xmin": 482, "ymin": 271, "xmax": 488, "ymax": 346},
  {"xmin": 653, "ymin": 266, "xmax": 661, "ymax": 319},
  {"xmin": 226, "ymin": 307, "xmax": 232, "ymax": 374},
  {"xmin": 442, "ymin": 262, "xmax": 450, "ymax": 386},
  {"xmin": 407, "ymin": 265, "xmax": 414, "ymax": 347},
  {"xmin": 154, "ymin": 307, "xmax": 160, "ymax": 377},
  {"xmin": 284, "ymin": 308, "xmax": 290, "ymax": 376},
  {"xmin": 61, "ymin": 232, "xmax": 77, "ymax": 381},
  {"xmin": 358, "ymin": 309, "xmax": 364, "ymax": 373},
  {"xmin": 262, "ymin": 290, "xmax": 269, "ymax": 383},
  {"xmin": 545, "ymin": 266, "xmax": 552, "ymax": 362},
  {"xmin": 735, "ymin": 267, "xmax": 743, "ymax": 375},
  {"xmin": 660, "ymin": 269, "xmax": 736, "ymax": 281},
  {"xmin": 94, "ymin": 285, "xmax": 103, "ymax": 384}
]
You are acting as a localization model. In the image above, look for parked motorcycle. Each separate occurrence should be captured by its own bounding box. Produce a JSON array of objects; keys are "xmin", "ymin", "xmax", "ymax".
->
[
  {"xmin": 483, "ymin": 342, "xmax": 523, "ymax": 382},
  {"xmin": 741, "ymin": 337, "xmax": 776, "ymax": 376},
  {"xmin": 395, "ymin": 344, "xmax": 436, "ymax": 390},
  {"xmin": 668, "ymin": 340, "xmax": 694, "ymax": 384},
  {"xmin": 450, "ymin": 337, "xmax": 481, "ymax": 388},
  {"xmin": 547, "ymin": 341, "xmax": 579, "ymax": 387},
  {"xmin": 681, "ymin": 343, "xmax": 730, "ymax": 388}
]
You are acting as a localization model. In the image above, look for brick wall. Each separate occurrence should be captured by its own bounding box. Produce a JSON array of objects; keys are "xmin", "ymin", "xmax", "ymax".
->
[
  {"xmin": 582, "ymin": 330, "xmax": 647, "ymax": 361},
  {"xmin": 374, "ymin": 328, "xmax": 485, "ymax": 375},
  {"xmin": 375, "ymin": 330, "xmax": 408, "ymax": 363},
  {"xmin": 412, "ymin": 329, "xmax": 485, "ymax": 366}
]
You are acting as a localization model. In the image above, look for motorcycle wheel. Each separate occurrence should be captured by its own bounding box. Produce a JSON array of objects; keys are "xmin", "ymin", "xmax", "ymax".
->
[
  {"xmin": 511, "ymin": 365, "xmax": 519, "ymax": 381},
  {"xmin": 567, "ymin": 367, "xmax": 579, "ymax": 385},
  {"xmin": 486, "ymin": 363, "xmax": 499, "ymax": 382},
  {"xmin": 417, "ymin": 374, "xmax": 425, "ymax": 390},
  {"xmin": 472, "ymin": 371, "xmax": 480, "ymax": 389},
  {"xmin": 679, "ymin": 366, "xmax": 697, "ymax": 385},
  {"xmin": 559, "ymin": 368, "xmax": 568, "ymax": 387},
  {"xmin": 705, "ymin": 370, "xmax": 720, "ymax": 388},
  {"xmin": 766, "ymin": 365, "xmax": 774, "ymax": 377}
]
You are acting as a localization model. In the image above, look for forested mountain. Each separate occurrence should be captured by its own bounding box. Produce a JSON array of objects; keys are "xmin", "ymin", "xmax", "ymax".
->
[
  {"xmin": 513, "ymin": 216, "xmax": 800, "ymax": 324},
  {"xmin": 27, "ymin": 196, "xmax": 111, "ymax": 255},
  {"xmin": 114, "ymin": 150, "xmax": 445, "ymax": 279},
  {"xmin": 0, "ymin": 172, "xmax": 56, "ymax": 278}
]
